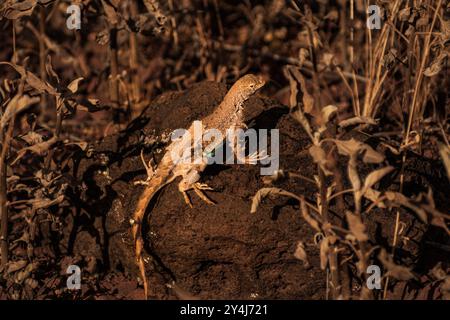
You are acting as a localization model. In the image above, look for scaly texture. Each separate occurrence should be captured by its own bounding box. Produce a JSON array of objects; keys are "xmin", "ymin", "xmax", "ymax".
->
[{"xmin": 131, "ymin": 74, "xmax": 265, "ymax": 298}]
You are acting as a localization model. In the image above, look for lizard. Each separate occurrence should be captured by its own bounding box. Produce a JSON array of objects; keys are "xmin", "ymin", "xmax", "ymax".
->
[{"xmin": 130, "ymin": 74, "xmax": 266, "ymax": 298}]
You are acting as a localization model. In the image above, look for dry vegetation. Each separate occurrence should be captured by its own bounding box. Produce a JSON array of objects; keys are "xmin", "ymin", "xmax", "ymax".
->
[{"xmin": 0, "ymin": 0, "xmax": 449, "ymax": 300}]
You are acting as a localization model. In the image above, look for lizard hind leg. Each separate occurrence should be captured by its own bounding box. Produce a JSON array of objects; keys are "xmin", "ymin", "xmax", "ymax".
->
[
  {"xmin": 193, "ymin": 182, "xmax": 215, "ymax": 205},
  {"xmin": 178, "ymin": 170, "xmax": 215, "ymax": 206}
]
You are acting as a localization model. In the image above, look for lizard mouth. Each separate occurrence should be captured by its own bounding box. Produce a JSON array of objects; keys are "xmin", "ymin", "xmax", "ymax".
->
[{"xmin": 256, "ymin": 76, "xmax": 266, "ymax": 89}]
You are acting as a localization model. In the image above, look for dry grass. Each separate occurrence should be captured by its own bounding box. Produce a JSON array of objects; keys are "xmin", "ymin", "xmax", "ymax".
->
[{"xmin": 0, "ymin": 0, "xmax": 448, "ymax": 299}]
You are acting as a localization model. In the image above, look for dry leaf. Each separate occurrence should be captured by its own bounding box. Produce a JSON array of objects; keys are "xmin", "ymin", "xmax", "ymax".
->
[
  {"xmin": 335, "ymin": 138, "xmax": 385, "ymax": 164},
  {"xmin": 12, "ymin": 136, "xmax": 58, "ymax": 164},
  {"xmin": 385, "ymin": 191, "xmax": 428, "ymax": 223},
  {"xmin": 346, "ymin": 211, "xmax": 368, "ymax": 242},
  {"xmin": 0, "ymin": 62, "xmax": 57, "ymax": 95},
  {"xmin": 379, "ymin": 249, "xmax": 414, "ymax": 281},
  {"xmin": 424, "ymin": 52, "xmax": 448, "ymax": 77},
  {"xmin": 398, "ymin": 7, "xmax": 411, "ymax": 21},
  {"xmin": 416, "ymin": 15, "xmax": 429, "ymax": 29},
  {"xmin": 45, "ymin": 54, "xmax": 60, "ymax": 84},
  {"xmin": 21, "ymin": 131, "xmax": 43, "ymax": 145},
  {"xmin": 6, "ymin": 260, "xmax": 28, "ymax": 274},
  {"xmin": 321, "ymin": 105, "xmax": 337, "ymax": 123},
  {"xmin": 294, "ymin": 241, "xmax": 310, "ymax": 267},
  {"xmin": 320, "ymin": 236, "xmax": 329, "ymax": 270},
  {"xmin": 67, "ymin": 77, "xmax": 83, "ymax": 94},
  {"xmin": 309, "ymin": 145, "xmax": 333, "ymax": 176},
  {"xmin": 0, "ymin": 94, "xmax": 40, "ymax": 132},
  {"xmin": 31, "ymin": 194, "xmax": 64, "ymax": 211},
  {"xmin": 166, "ymin": 281, "xmax": 200, "ymax": 300},
  {"xmin": 101, "ymin": 0, "xmax": 119, "ymax": 25},
  {"xmin": 1, "ymin": 0, "xmax": 37, "ymax": 20},
  {"xmin": 250, "ymin": 187, "xmax": 299, "ymax": 214},
  {"xmin": 283, "ymin": 66, "xmax": 314, "ymax": 141},
  {"xmin": 361, "ymin": 145, "xmax": 385, "ymax": 164},
  {"xmin": 363, "ymin": 188, "xmax": 386, "ymax": 208},
  {"xmin": 362, "ymin": 166, "xmax": 394, "ymax": 194},
  {"xmin": 15, "ymin": 262, "xmax": 38, "ymax": 284},
  {"xmin": 438, "ymin": 143, "xmax": 450, "ymax": 181},
  {"xmin": 339, "ymin": 116, "xmax": 378, "ymax": 128},
  {"xmin": 335, "ymin": 138, "xmax": 362, "ymax": 157},
  {"xmin": 430, "ymin": 262, "xmax": 447, "ymax": 281},
  {"xmin": 65, "ymin": 141, "xmax": 88, "ymax": 151},
  {"xmin": 143, "ymin": 0, "xmax": 167, "ymax": 25},
  {"xmin": 348, "ymin": 154, "xmax": 361, "ymax": 192},
  {"xmin": 300, "ymin": 198, "xmax": 321, "ymax": 232}
]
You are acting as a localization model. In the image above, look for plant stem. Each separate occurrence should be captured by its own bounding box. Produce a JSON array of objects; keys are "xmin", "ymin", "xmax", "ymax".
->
[
  {"xmin": 0, "ymin": 114, "xmax": 15, "ymax": 267},
  {"xmin": 129, "ymin": 1, "xmax": 141, "ymax": 118}
]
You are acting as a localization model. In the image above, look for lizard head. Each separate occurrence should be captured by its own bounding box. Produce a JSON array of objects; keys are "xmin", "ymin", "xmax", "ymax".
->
[{"xmin": 235, "ymin": 74, "xmax": 266, "ymax": 97}]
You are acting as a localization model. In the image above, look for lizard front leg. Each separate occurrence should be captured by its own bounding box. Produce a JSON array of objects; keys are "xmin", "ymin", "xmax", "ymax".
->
[{"xmin": 229, "ymin": 132, "xmax": 267, "ymax": 165}]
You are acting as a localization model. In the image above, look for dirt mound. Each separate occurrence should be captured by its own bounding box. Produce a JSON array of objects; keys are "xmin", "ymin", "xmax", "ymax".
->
[
  {"xmin": 64, "ymin": 81, "xmax": 447, "ymax": 300},
  {"xmin": 65, "ymin": 80, "xmax": 326, "ymax": 299}
]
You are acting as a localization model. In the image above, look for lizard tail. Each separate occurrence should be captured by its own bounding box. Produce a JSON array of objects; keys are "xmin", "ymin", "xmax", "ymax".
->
[{"xmin": 131, "ymin": 173, "xmax": 172, "ymax": 299}]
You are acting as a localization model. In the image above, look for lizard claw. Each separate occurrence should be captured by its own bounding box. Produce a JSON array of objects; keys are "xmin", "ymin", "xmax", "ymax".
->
[
  {"xmin": 194, "ymin": 182, "xmax": 214, "ymax": 191},
  {"xmin": 182, "ymin": 191, "xmax": 193, "ymax": 208},
  {"xmin": 245, "ymin": 150, "xmax": 268, "ymax": 165},
  {"xmin": 194, "ymin": 183, "xmax": 215, "ymax": 205},
  {"xmin": 134, "ymin": 149, "xmax": 156, "ymax": 185}
]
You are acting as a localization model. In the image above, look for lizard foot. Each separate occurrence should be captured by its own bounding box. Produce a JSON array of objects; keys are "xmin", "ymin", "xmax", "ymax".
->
[
  {"xmin": 134, "ymin": 149, "xmax": 156, "ymax": 186},
  {"xmin": 194, "ymin": 182, "xmax": 214, "ymax": 191},
  {"xmin": 193, "ymin": 182, "xmax": 215, "ymax": 205},
  {"xmin": 180, "ymin": 183, "xmax": 215, "ymax": 207},
  {"xmin": 182, "ymin": 191, "xmax": 193, "ymax": 208},
  {"xmin": 244, "ymin": 150, "xmax": 268, "ymax": 165}
]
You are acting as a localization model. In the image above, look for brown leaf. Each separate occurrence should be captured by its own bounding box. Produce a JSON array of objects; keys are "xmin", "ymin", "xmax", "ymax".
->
[
  {"xmin": 283, "ymin": 66, "xmax": 314, "ymax": 141},
  {"xmin": 31, "ymin": 195, "xmax": 64, "ymax": 211},
  {"xmin": 45, "ymin": 55, "xmax": 59, "ymax": 82},
  {"xmin": 348, "ymin": 155, "xmax": 361, "ymax": 192},
  {"xmin": 143, "ymin": 0, "xmax": 167, "ymax": 25},
  {"xmin": 362, "ymin": 166, "xmax": 394, "ymax": 194},
  {"xmin": 289, "ymin": 67, "xmax": 315, "ymax": 115},
  {"xmin": 1, "ymin": 0, "xmax": 37, "ymax": 20},
  {"xmin": 166, "ymin": 281, "xmax": 200, "ymax": 300},
  {"xmin": 21, "ymin": 131, "xmax": 43, "ymax": 145},
  {"xmin": 101, "ymin": 0, "xmax": 119, "ymax": 25},
  {"xmin": 321, "ymin": 105, "xmax": 337, "ymax": 124},
  {"xmin": 335, "ymin": 138, "xmax": 362, "ymax": 157},
  {"xmin": 430, "ymin": 262, "xmax": 448, "ymax": 281},
  {"xmin": 416, "ymin": 15, "xmax": 429, "ymax": 29},
  {"xmin": 65, "ymin": 141, "xmax": 88, "ymax": 151},
  {"xmin": 309, "ymin": 145, "xmax": 333, "ymax": 175},
  {"xmin": 300, "ymin": 198, "xmax": 321, "ymax": 232},
  {"xmin": 6, "ymin": 260, "xmax": 28, "ymax": 274},
  {"xmin": 363, "ymin": 188, "xmax": 386, "ymax": 208},
  {"xmin": 339, "ymin": 116, "xmax": 378, "ymax": 128},
  {"xmin": 320, "ymin": 237, "xmax": 329, "ymax": 270},
  {"xmin": 398, "ymin": 7, "xmax": 411, "ymax": 21},
  {"xmin": 335, "ymin": 138, "xmax": 385, "ymax": 163},
  {"xmin": 361, "ymin": 145, "xmax": 385, "ymax": 164},
  {"xmin": 385, "ymin": 191, "xmax": 428, "ymax": 223},
  {"xmin": 0, "ymin": 62, "xmax": 57, "ymax": 95},
  {"xmin": 15, "ymin": 262, "xmax": 38, "ymax": 284},
  {"xmin": 0, "ymin": 94, "xmax": 40, "ymax": 132},
  {"xmin": 12, "ymin": 136, "xmax": 58, "ymax": 165},
  {"xmin": 379, "ymin": 249, "xmax": 414, "ymax": 281},
  {"xmin": 67, "ymin": 77, "xmax": 83, "ymax": 94},
  {"xmin": 424, "ymin": 52, "xmax": 448, "ymax": 77},
  {"xmin": 346, "ymin": 211, "xmax": 368, "ymax": 242},
  {"xmin": 250, "ymin": 187, "xmax": 299, "ymax": 214},
  {"xmin": 294, "ymin": 241, "xmax": 310, "ymax": 267},
  {"xmin": 439, "ymin": 143, "xmax": 450, "ymax": 181}
]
